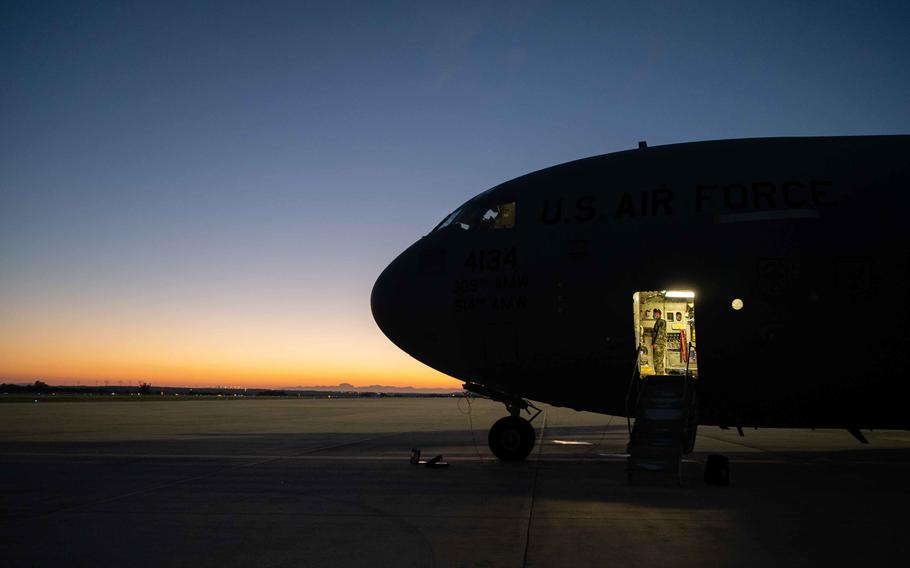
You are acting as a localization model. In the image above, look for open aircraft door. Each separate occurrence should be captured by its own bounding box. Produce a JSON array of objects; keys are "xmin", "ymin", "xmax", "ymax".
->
[{"xmin": 633, "ymin": 290, "xmax": 697, "ymax": 377}]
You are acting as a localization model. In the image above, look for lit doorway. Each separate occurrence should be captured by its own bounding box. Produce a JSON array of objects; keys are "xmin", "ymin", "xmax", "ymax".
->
[{"xmin": 632, "ymin": 290, "xmax": 697, "ymax": 377}]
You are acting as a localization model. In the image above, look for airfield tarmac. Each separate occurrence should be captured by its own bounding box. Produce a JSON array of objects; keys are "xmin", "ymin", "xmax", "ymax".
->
[{"xmin": 1, "ymin": 397, "xmax": 908, "ymax": 567}]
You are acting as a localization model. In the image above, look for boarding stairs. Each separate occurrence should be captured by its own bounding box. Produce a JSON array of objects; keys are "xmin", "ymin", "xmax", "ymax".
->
[{"xmin": 627, "ymin": 374, "xmax": 698, "ymax": 483}]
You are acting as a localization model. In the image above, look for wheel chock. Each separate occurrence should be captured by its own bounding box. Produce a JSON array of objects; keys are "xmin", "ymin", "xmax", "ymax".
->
[
  {"xmin": 408, "ymin": 449, "xmax": 449, "ymax": 468},
  {"xmin": 424, "ymin": 455, "xmax": 449, "ymax": 468}
]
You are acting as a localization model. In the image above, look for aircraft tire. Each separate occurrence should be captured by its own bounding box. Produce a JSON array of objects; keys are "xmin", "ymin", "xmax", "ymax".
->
[{"xmin": 488, "ymin": 416, "xmax": 536, "ymax": 461}]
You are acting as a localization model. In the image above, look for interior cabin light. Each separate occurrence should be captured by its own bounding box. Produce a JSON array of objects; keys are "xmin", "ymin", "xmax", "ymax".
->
[
  {"xmin": 664, "ymin": 290, "xmax": 695, "ymax": 298},
  {"xmin": 731, "ymin": 298, "xmax": 744, "ymax": 310}
]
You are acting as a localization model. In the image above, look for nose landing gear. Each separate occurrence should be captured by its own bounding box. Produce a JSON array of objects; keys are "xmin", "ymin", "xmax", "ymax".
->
[
  {"xmin": 489, "ymin": 415, "xmax": 536, "ymax": 461},
  {"xmin": 464, "ymin": 382, "xmax": 542, "ymax": 462}
]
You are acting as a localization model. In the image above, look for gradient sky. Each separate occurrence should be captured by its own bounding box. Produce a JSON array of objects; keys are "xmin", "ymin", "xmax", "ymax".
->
[{"xmin": 2, "ymin": 1, "xmax": 909, "ymax": 388}]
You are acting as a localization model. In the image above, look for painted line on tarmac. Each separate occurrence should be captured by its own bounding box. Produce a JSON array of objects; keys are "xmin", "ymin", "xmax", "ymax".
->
[
  {"xmin": 0, "ymin": 451, "xmax": 465, "ymax": 461},
  {"xmin": 5, "ymin": 432, "xmax": 409, "ymax": 521},
  {"xmin": 6, "ymin": 450, "xmax": 895, "ymax": 465},
  {"xmin": 0, "ymin": 451, "xmax": 639, "ymax": 463}
]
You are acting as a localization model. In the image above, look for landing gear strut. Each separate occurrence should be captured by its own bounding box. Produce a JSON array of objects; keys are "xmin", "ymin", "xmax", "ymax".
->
[{"xmin": 464, "ymin": 382, "xmax": 541, "ymax": 462}]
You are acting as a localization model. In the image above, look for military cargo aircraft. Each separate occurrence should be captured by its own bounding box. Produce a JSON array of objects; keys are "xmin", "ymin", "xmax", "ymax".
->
[{"xmin": 371, "ymin": 136, "xmax": 910, "ymax": 469}]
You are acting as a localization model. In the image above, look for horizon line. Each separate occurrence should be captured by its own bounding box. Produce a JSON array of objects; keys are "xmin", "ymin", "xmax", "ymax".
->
[{"xmin": 1, "ymin": 379, "xmax": 464, "ymax": 392}]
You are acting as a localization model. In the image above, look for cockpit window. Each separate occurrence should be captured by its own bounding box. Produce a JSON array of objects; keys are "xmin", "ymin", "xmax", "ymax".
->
[
  {"xmin": 481, "ymin": 202, "xmax": 516, "ymax": 229},
  {"xmin": 434, "ymin": 201, "xmax": 517, "ymax": 232},
  {"xmin": 434, "ymin": 207, "xmax": 464, "ymax": 231}
]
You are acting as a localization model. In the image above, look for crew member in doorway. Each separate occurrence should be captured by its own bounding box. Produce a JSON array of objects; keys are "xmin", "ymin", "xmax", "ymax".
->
[{"xmin": 651, "ymin": 309, "xmax": 667, "ymax": 375}]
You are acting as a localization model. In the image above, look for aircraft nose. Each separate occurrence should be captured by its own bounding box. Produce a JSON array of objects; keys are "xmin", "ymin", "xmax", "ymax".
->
[
  {"xmin": 372, "ymin": 244, "xmax": 449, "ymax": 366},
  {"xmin": 371, "ymin": 255, "xmax": 407, "ymax": 347}
]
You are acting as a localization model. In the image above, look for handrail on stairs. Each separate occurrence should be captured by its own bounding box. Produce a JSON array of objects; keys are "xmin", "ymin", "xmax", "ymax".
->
[{"xmin": 624, "ymin": 346, "xmax": 645, "ymax": 435}]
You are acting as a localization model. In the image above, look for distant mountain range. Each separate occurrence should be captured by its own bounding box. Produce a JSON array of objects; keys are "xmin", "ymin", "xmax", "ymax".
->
[{"xmin": 292, "ymin": 382, "xmax": 462, "ymax": 394}]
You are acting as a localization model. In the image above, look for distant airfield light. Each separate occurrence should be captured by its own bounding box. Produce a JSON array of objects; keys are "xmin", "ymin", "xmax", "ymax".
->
[
  {"xmin": 664, "ymin": 290, "xmax": 695, "ymax": 298},
  {"xmin": 732, "ymin": 298, "xmax": 744, "ymax": 310}
]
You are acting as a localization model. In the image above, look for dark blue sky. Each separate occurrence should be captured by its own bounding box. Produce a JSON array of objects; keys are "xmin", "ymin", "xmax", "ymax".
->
[{"xmin": 2, "ymin": 1, "xmax": 908, "ymax": 385}]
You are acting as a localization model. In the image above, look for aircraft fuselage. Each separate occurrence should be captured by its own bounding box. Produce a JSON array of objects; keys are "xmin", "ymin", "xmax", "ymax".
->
[{"xmin": 372, "ymin": 136, "xmax": 910, "ymax": 429}]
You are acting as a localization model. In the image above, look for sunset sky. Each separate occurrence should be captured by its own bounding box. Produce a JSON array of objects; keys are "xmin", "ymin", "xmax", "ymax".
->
[{"xmin": 2, "ymin": 1, "xmax": 909, "ymax": 388}]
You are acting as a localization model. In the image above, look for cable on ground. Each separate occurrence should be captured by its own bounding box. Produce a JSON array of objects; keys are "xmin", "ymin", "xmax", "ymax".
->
[{"xmin": 458, "ymin": 391, "xmax": 485, "ymax": 462}]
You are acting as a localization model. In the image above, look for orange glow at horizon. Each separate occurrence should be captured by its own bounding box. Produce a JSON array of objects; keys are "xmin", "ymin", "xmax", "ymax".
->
[
  {"xmin": 0, "ymin": 342, "xmax": 456, "ymax": 389},
  {"xmin": 0, "ymin": 292, "xmax": 457, "ymax": 389}
]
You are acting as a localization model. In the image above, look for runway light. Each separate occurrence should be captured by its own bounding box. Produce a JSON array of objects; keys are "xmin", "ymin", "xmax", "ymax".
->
[
  {"xmin": 732, "ymin": 298, "xmax": 744, "ymax": 310},
  {"xmin": 665, "ymin": 290, "xmax": 695, "ymax": 298}
]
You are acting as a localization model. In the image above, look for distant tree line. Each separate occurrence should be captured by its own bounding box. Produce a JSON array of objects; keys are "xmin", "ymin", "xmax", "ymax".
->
[
  {"xmin": 0, "ymin": 381, "xmax": 155, "ymax": 395},
  {"xmin": 0, "ymin": 380, "xmax": 50, "ymax": 393},
  {"xmin": 0, "ymin": 381, "xmax": 458, "ymax": 399}
]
